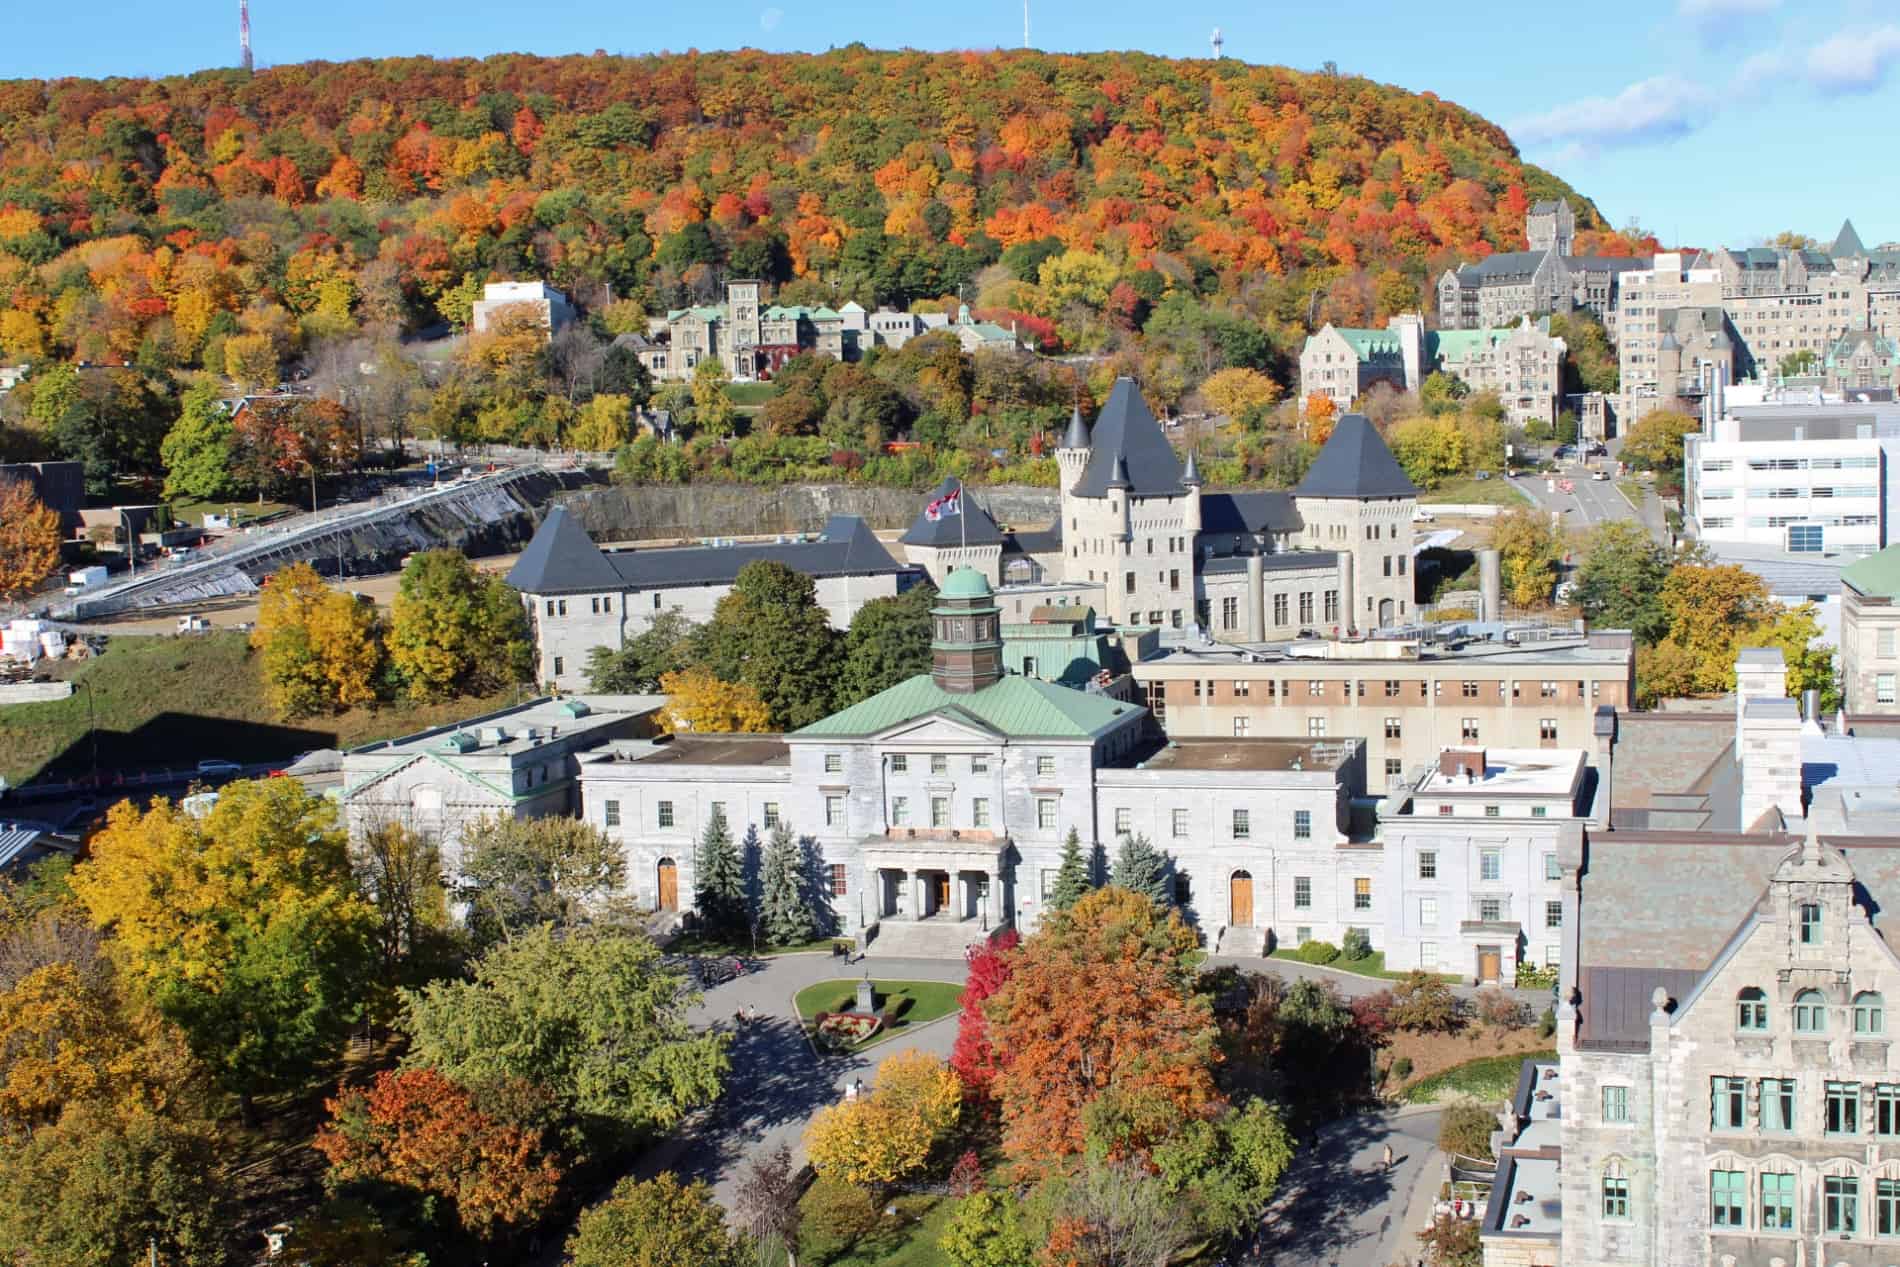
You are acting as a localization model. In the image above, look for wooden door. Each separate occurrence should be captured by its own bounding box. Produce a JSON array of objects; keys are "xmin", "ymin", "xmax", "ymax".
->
[
  {"xmin": 1478, "ymin": 947, "xmax": 1501, "ymax": 983},
  {"xmin": 934, "ymin": 873, "xmax": 951, "ymax": 912},
  {"xmin": 658, "ymin": 859, "xmax": 678, "ymax": 912},
  {"xmin": 1230, "ymin": 872, "xmax": 1254, "ymax": 928}
]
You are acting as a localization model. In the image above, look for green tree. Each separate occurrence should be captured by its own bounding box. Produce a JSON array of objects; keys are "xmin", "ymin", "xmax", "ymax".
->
[
  {"xmin": 401, "ymin": 926, "xmax": 728, "ymax": 1136},
  {"xmin": 1110, "ymin": 834, "xmax": 1171, "ymax": 908},
  {"xmin": 1547, "ymin": 312, "xmax": 1618, "ymax": 395},
  {"xmin": 1489, "ymin": 507, "xmax": 1564, "ymax": 608},
  {"xmin": 758, "ymin": 820, "xmax": 815, "ymax": 946},
  {"xmin": 1047, "ymin": 827, "xmax": 1094, "ymax": 912},
  {"xmin": 940, "ymin": 1189, "xmax": 1035, "ymax": 1267},
  {"xmin": 1777, "ymin": 349, "xmax": 1819, "ymax": 378},
  {"xmin": 693, "ymin": 805, "xmax": 748, "ymax": 935},
  {"xmin": 387, "ymin": 549, "xmax": 533, "ymax": 699},
  {"xmin": 1572, "ymin": 521, "xmax": 1670, "ymax": 644},
  {"xmin": 839, "ymin": 583, "xmax": 936, "ymax": 705},
  {"xmin": 565, "ymin": 1172, "xmax": 751, "ymax": 1267},
  {"xmin": 159, "ymin": 382, "xmax": 240, "ymax": 500},
  {"xmin": 691, "ymin": 358, "xmax": 736, "ymax": 434},
  {"xmin": 1743, "ymin": 602, "xmax": 1840, "ymax": 712},
  {"xmin": 69, "ymin": 780, "xmax": 378, "ymax": 1113},
  {"xmin": 1419, "ymin": 371, "xmax": 1469, "ymax": 417},
  {"xmin": 584, "ymin": 609, "xmax": 698, "ymax": 693},
  {"xmin": 1150, "ymin": 1099, "xmax": 1297, "ymax": 1235},
  {"xmin": 1619, "ymin": 409, "xmax": 1699, "ymax": 480},
  {"xmin": 459, "ymin": 816, "xmax": 628, "ymax": 948},
  {"xmin": 694, "ymin": 559, "xmax": 841, "ymax": 729}
]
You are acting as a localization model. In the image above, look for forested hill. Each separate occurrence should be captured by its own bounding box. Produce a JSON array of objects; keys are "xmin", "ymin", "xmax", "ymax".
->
[{"xmin": 0, "ymin": 47, "xmax": 1615, "ymax": 363}]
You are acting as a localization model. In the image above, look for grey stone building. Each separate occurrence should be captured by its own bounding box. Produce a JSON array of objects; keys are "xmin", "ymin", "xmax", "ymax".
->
[
  {"xmin": 1839, "ymin": 546, "xmax": 1900, "ymax": 715},
  {"xmin": 1436, "ymin": 199, "xmax": 1643, "ymax": 333}
]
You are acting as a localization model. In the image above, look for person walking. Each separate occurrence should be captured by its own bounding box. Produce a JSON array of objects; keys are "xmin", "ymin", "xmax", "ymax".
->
[{"xmin": 1382, "ymin": 1142, "xmax": 1395, "ymax": 1171}]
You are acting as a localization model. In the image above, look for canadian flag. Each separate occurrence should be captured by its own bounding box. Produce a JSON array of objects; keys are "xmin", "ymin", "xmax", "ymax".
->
[{"xmin": 924, "ymin": 486, "xmax": 963, "ymax": 521}]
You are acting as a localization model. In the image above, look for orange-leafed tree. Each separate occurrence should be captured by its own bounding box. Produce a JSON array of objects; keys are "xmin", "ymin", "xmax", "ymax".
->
[
  {"xmin": 985, "ymin": 887, "xmax": 1220, "ymax": 1163},
  {"xmin": 314, "ymin": 1068, "xmax": 563, "ymax": 1238},
  {"xmin": 0, "ymin": 477, "xmax": 62, "ymax": 600}
]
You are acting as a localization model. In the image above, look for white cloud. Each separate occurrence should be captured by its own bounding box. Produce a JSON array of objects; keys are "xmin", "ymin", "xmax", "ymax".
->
[
  {"xmin": 1730, "ymin": 48, "xmax": 1790, "ymax": 93},
  {"xmin": 1806, "ymin": 25, "xmax": 1900, "ymax": 93},
  {"xmin": 1677, "ymin": 0, "xmax": 1776, "ymax": 14},
  {"xmin": 1509, "ymin": 76, "xmax": 1713, "ymax": 153}
]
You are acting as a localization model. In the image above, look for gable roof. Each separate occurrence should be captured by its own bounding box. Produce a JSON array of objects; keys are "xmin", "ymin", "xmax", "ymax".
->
[
  {"xmin": 795, "ymin": 671, "xmax": 1139, "ymax": 739},
  {"xmin": 1072, "ymin": 378, "xmax": 1185, "ymax": 499},
  {"xmin": 899, "ymin": 479, "xmax": 1005, "ymax": 548},
  {"xmin": 1834, "ymin": 218, "xmax": 1868, "ymax": 259},
  {"xmin": 1842, "ymin": 544, "xmax": 1900, "ymax": 599},
  {"xmin": 1294, "ymin": 414, "xmax": 1419, "ymax": 499},
  {"xmin": 506, "ymin": 505, "xmax": 625, "ymax": 594},
  {"xmin": 1200, "ymin": 491, "xmax": 1299, "ymax": 535}
]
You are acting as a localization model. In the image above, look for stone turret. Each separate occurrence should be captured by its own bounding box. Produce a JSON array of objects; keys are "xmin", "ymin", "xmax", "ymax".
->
[
  {"xmin": 1056, "ymin": 404, "xmax": 1090, "ymax": 493},
  {"xmin": 1182, "ymin": 450, "xmax": 1203, "ymax": 532}
]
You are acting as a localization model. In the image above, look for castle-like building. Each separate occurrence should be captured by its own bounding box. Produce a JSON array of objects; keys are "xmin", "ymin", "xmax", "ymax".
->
[{"xmin": 901, "ymin": 377, "xmax": 1420, "ymax": 638}]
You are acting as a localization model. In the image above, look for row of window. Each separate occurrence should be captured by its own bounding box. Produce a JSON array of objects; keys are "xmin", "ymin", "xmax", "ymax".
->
[
  {"xmin": 1434, "ymin": 801, "xmax": 1554, "ymax": 817},
  {"xmin": 1702, "ymin": 1168, "xmax": 1897, "ymax": 1237},
  {"xmin": 1416, "ymin": 850, "xmax": 1565, "ymax": 882},
  {"xmin": 1164, "ymin": 679, "xmax": 1601, "ymax": 703},
  {"xmin": 1735, "ymin": 982, "xmax": 1879, "ymax": 1036}
]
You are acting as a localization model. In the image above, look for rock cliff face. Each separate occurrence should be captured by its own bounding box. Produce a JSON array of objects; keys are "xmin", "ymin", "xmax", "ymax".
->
[{"xmin": 554, "ymin": 483, "xmax": 1061, "ymax": 544}]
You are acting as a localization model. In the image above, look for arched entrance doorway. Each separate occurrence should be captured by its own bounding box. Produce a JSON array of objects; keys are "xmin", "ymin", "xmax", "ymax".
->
[
  {"xmin": 1230, "ymin": 870, "xmax": 1254, "ymax": 928},
  {"xmin": 1378, "ymin": 597, "xmax": 1395, "ymax": 627},
  {"xmin": 657, "ymin": 858, "xmax": 679, "ymax": 912}
]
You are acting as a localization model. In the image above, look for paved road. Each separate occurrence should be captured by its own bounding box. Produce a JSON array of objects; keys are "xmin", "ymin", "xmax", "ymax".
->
[{"xmin": 1253, "ymin": 1107, "xmax": 1446, "ymax": 1267}]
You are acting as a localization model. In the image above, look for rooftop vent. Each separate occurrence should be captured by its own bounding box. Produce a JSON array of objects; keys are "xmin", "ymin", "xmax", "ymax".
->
[
  {"xmin": 439, "ymin": 731, "xmax": 479, "ymax": 754},
  {"xmin": 558, "ymin": 698, "xmax": 592, "ymax": 718},
  {"xmin": 479, "ymin": 726, "xmax": 509, "ymax": 746}
]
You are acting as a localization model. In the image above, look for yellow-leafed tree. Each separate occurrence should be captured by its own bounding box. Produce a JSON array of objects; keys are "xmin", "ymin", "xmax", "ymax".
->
[
  {"xmin": 0, "ymin": 477, "xmax": 61, "ymax": 600},
  {"xmin": 804, "ymin": 1051, "xmax": 961, "ymax": 1186},
  {"xmin": 251, "ymin": 560, "xmax": 382, "ymax": 717},
  {"xmin": 1199, "ymin": 367, "xmax": 1281, "ymax": 420},
  {"xmin": 569, "ymin": 392, "xmax": 634, "ymax": 452},
  {"xmin": 657, "ymin": 667, "xmax": 772, "ymax": 734},
  {"xmin": 386, "ymin": 549, "xmax": 532, "ymax": 700}
]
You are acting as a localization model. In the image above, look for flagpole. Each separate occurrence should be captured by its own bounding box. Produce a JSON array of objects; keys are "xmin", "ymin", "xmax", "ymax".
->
[{"xmin": 959, "ymin": 477, "xmax": 967, "ymax": 554}]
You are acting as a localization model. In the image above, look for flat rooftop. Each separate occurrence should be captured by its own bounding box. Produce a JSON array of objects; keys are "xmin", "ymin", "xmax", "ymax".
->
[
  {"xmin": 606, "ymin": 734, "xmax": 791, "ymax": 768},
  {"xmin": 1137, "ymin": 634, "xmax": 1630, "ymax": 669},
  {"xmin": 351, "ymin": 694, "xmax": 663, "ymax": 758},
  {"xmin": 1484, "ymin": 1060, "xmax": 1563, "ymax": 1241},
  {"xmin": 1107, "ymin": 736, "xmax": 1355, "ymax": 774},
  {"xmin": 1418, "ymin": 749, "xmax": 1586, "ymax": 796}
]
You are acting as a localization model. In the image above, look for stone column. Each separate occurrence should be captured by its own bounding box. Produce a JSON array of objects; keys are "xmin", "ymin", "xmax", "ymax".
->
[{"xmin": 988, "ymin": 868, "xmax": 1003, "ymax": 928}]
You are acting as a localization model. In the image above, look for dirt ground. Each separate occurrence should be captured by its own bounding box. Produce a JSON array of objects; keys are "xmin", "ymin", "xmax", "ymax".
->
[{"xmin": 1384, "ymin": 1021, "xmax": 1553, "ymax": 1087}]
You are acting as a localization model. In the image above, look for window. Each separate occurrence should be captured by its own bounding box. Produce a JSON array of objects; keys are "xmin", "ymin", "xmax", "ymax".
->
[
  {"xmin": 1299, "ymin": 591, "xmax": 1313, "ymax": 623},
  {"xmin": 1273, "ymin": 593, "xmax": 1289, "ymax": 625},
  {"xmin": 1353, "ymin": 877, "xmax": 1372, "ymax": 911},
  {"xmin": 1115, "ymin": 808, "xmax": 1132, "ymax": 835},
  {"xmin": 1036, "ymin": 755, "xmax": 1055, "ymax": 779},
  {"xmin": 1881, "ymin": 674, "xmax": 1897, "ymax": 705},
  {"xmin": 1385, "ymin": 679, "xmax": 1401, "ymax": 698},
  {"xmin": 972, "ymin": 798, "xmax": 990, "ymax": 828},
  {"xmin": 1172, "ymin": 808, "xmax": 1188, "ymax": 838},
  {"xmin": 1801, "ymin": 902, "xmax": 1823, "ymax": 944},
  {"xmin": 1882, "ymin": 628, "xmax": 1897, "ymax": 659},
  {"xmin": 931, "ymin": 753, "xmax": 948, "ymax": 775},
  {"xmin": 1482, "ymin": 804, "xmax": 1500, "ymax": 818},
  {"xmin": 972, "ymin": 754, "xmax": 989, "ymax": 773},
  {"xmin": 1540, "ymin": 718, "xmax": 1558, "ymax": 742},
  {"xmin": 1797, "ymin": 988, "xmax": 1827, "ymax": 1033},
  {"xmin": 1602, "ymin": 1085, "xmax": 1629, "ymax": 1123},
  {"xmin": 1438, "ymin": 804, "xmax": 1454, "ymax": 817},
  {"xmin": 824, "ymin": 752, "xmax": 843, "ymax": 774},
  {"xmin": 829, "ymin": 863, "xmax": 847, "ymax": 897},
  {"xmin": 1711, "ymin": 1170, "xmax": 1746, "ymax": 1228},
  {"xmin": 553, "ymin": 655, "xmax": 564, "ymax": 676},
  {"xmin": 1308, "ymin": 717, "xmax": 1326, "ymax": 737},
  {"xmin": 657, "ymin": 800, "xmax": 675, "ymax": 828},
  {"xmin": 604, "ymin": 799, "xmax": 621, "ymax": 827},
  {"xmin": 1419, "ymin": 896, "xmax": 1438, "ymax": 925},
  {"xmin": 1418, "ymin": 850, "xmax": 1437, "ymax": 880},
  {"xmin": 1037, "ymin": 799, "xmax": 1056, "ymax": 831},
  {"xmin": 1545, "ymin": 900, "xmax": 1563, "ymax": 929},
  {"xmin": 1294, "ymin": 810, "xmax": 1311, "ymax": 840},
  {"xmin": 1385, "ymin": 757, "xmax": 1403, "ymax": 779},
  {"xmin": 891, "ymin": 754, "xmax": 908, "ymax": 773},
  {"xmin": 891, "ymin": 796, "xmax": 910, "ymax": 825},
  {"xmin": 1308, "ymin": 679, "xmax": 1324, "ymax": 697},
  {"xmin": 1295, "ymin": 926, "xmax": 1312, "ymax": 945},
  {"xmin": 1738, "ymin": 987, "xmax": 1769, "ymax": 1031},
  {"xmin": 1828, "ymin": 1081, "xmax": 1861, "ymax": 1134},
  {"xmin": 1462, "ymin": 680, "xmax": 1479, "ymax": 698},
  {"xmin": 1419, "ymin": 942, "xmax": 1439, "ymax": 969},
  {"xmin": 1881, "ymin": 1178, "xmax": 1900, "ymax": 1238},
  {"xmin": 1531, "ymin": 805, "xmax": 1548, "ymax": 818},
  {"xmin": 1761, "ymin": 1173, "xmax": 1795, "ymax": 1231},
  {"xmin": 1827, "ymin": 1175, "xmax": 1860, "ymax": 1235},
  {"xmin": 1711, "ymin": 1076, "xmax": 1746, "ymax": 1130},
  {"xmin": 1234, "ymin": 679, "xmax": 1250, "ymax": 697},
  {"xmin": 1761, "ymin": 1077, "xmax": 1795, "ymax": 1132},
  {"xmin": 1602, "ymin": 1165, "xmax": 1631, "ymax": 1220},
  {"xmin": 1232, "ymin": 809, "xmax": 1251, "ymax": 839},
  {"xmin": 1544, "ymin": 853, "xmax": 1560, "ymax": 881},
  {"xmin": 1480, "ymin": 850, "xmax": 1502, "ymax": 882},
  {"xmin": 1233, "ymin": 716, "xmax": 1250, "ymax": 737},
  {"xmin": 1877, "ymin": 1084, "xmax": 1900, "ymax": 1136},
  {"xmin": 825, "ymin": 795, "xmax": 844, "ymax": 828},
  {"xmin": 930, "ymin": 797, "xmax": 949, "ymax": 828},
  {"xmin": 1294, "ymin": 876, "xmax": 1312, "ymax": 908},
  {"xmin": 764, "ymin": 802, "xmax": 780, "ymax": 828},
  {"xmin": 1384, "ymin": 716, "xmax": 1402, "ymax": 739},
  {"xmin": 1857, "ymin": 991, "xmax": 1885, "ymax": 1036}
]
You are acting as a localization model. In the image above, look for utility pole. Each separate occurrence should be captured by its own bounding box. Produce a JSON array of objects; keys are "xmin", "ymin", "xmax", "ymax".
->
[{"xmin": 1022, "ymin": 0, "xmax": 1029, "ymax": 48}]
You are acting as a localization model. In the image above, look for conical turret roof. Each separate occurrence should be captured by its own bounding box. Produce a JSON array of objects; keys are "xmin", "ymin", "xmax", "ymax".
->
[
  {"xmin": 1073, "ymin": 378, "xmax": 1183, "ymax": 498},
  {"xmin": 1294, "ymin": 414, "xmax": 1418, "ymax": 499},
  {"xmin": 506, "ymin": 505, "xmax": 623, "ymax": 594},
  {"xmin": 1062, "ymin": 404, "xmax": 1089, "ymax": 450}
]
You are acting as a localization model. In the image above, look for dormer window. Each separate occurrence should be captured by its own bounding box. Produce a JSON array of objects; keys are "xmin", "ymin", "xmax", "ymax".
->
[{"xmin": 1800, "ymin": 902, "xmax": 1823, "ymax": 945}]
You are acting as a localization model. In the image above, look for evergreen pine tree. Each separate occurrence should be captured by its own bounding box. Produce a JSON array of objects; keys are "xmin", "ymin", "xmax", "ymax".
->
[
  {"xmin": 1047, "ymin": 827, "xmax": 1094, "ymax": 912},
  {"xmin": 1111, "ymin": 833, "xmax": 1172, "ymax": 908},
  {"xmin": 759, "ymin": 820, "xmax": 815, "ymax": 946},
  {"xmin": 694, "ymin": 806, "xmax": 747, "ymax": 933}
]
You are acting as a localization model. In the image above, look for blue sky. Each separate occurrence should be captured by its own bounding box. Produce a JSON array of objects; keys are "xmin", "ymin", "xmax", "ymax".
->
[{"xmin": 3, "ymin": 0, "xmax": 1895, "ymax": 249}]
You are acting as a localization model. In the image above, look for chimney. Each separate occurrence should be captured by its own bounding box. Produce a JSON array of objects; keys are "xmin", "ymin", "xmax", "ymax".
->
[
  {"xmin": 1439, "ymin": 749, "xmax": 1486, "ymax": 781},
  {"xmin": 1591, "ymin": 705, "xmax": 1616, "ymax": 826}
]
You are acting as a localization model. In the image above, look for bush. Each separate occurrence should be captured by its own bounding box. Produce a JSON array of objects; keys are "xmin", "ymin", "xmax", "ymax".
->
[
  {"xmin": 1538, "ymin": 1006, "xmax": 1556, "ymax": 1039},
  {"xmin": 800, "ymin": 1178, "xmax": 880, "ymax": 1262},
  {"xmin": 1438, "ymin": 1102, "xmax": 1497, "ymax": 1163},
  {"xmin": 1340, "ymin": 927, "xmax": 1372, "ymax": 961},
  {"xmin": 1390, "ymin": 1056, "xmax": 1414, "ymax": 1083},
  {"xmin": 1514, "ymin": 961, "xmax": 1558, "ymax": 991},
  {"xmin": 1293, "ymin": 940, "xmax": 1340, "ymax": 965},
  {"xmin": 1390, "ymin": 970, "xmax": 1462, "ymax": 1034},
  {"xmin": 1477, "ymin": 992, "xmax": 1531, "ymax": 1031}
]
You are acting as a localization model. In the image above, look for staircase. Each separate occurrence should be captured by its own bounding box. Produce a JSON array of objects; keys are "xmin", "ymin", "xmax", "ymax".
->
[
  {"xmin": 865, "ymin": 918, "xmax": 990, "ymax": 960},
  {"xmin": 1218, "ymin": 924, "xmax": 1269, "ymax": 958}
]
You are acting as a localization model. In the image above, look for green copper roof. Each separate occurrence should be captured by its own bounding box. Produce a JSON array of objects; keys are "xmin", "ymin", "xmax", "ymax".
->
[
  {"xmin": 1428, "ymin": 329, "xmax": 1506, "ymax": 362},
  {"xmin": 794, "ymin": 672, "xmax": 1135, "ymax": 739},
  {"xmin": 810, "ymin": 306, "xmax": 842, "ymax": 320},
  {"xmin": 938, "ymin": 567, "xmax": 993, "ymax": 600},
  {"xmin": 1330, "ymin": 327, "xmax": 1402, "ymax": 358},
  {"xmin": 1843, "ymin": 546, "xmax": 1900, "ymax": 598}
]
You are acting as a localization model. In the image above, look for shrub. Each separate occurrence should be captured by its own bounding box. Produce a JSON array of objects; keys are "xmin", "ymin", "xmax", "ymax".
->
[
  {"xmin": 1538, "ymin": 1006, "xmax": 1556, "ymax": 1039},
  {"xmin": 1390, "ymin": 1056, "xmax": 1414, "ymax": 1083},
  {"xmin": 800, "ymin": 1178, "xmax": 880, "ymax": 1262},
  {"xmin": 1351, "ymin": 989, "xmax": 1397, "ymax": 1043},
  {"xmin": 1477, "ymin": 992, "xmax": 1531, "ymax": 1031},
  {"xmin": 1390, "ymin": 971, "xmax": 1462, "ymax": 1034},
  {"xmin": 1293, "ymin": 940, "xmax": 1340, "ymax": 965},
  {"xmin": 1438, "ymin": 1102, "xmax": 1497, "ymax": 1163},
  {"xmin": 948, "ymin": 1149, "xmax": 985, "ymax": 1196},
  {"xmin": 1418, "ymin": 1210, "xmax": 1482, "ymax": 1267},
  {"xmin": 1514, "ymin": 961, "xmax": 1558, "ymax": 991},
  {"xmin": 1340, "ymin": 927, "xmax": 1372, "ymax": 961}
]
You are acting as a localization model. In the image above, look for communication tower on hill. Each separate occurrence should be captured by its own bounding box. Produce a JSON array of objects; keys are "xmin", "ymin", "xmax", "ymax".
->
[
  {"xmin": 1211, "ymin": 27, "xmax": 1224, "ymax": 59},
  {"xmin": 240, "ymin": 0, "xmax": 254, "ymax": 73}
]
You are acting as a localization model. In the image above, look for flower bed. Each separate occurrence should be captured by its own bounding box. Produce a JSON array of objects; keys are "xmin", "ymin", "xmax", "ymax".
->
[{"xmin": 813, "ymin": 1011, "xmax": 883, "ymax": 1050}]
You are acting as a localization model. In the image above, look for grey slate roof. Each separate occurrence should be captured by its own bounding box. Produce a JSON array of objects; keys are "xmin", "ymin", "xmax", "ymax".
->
[
  {"xmin": 508, "ymin": 509, "xmax": 903, "ymax": 595},
  {"xmin": 1459, "ymin": 250, "xmax": 1549, "ymax": 280},
  {"xmin": 1062, "ymin": 405, "xmax": 1089, "ymax": 450},
  {"xmin": 1004, "ymin": 522, "xmax": 1063, "ymax": 554},
  {"xmin": 1072, "ymin": 378, "xmax": 1185, "ymax": 499},
  {"xmin": 1200, "ymin": 550, "xmax": 1339, "ymax": 575},
  {"xmin": 1294, "ymin": 414, "xmax": 1418, "ymax": 499},
  {"xmin": 1834, "ymin": 218, "xmax": 1867, "ymax": 258},
  {"xmin": 1200, "ymin": 491, "xmax": 1300, "ymax": 535},
  {"xmin": 898, "ymin": 478, "xmax": 1004, "ymax": 548}
]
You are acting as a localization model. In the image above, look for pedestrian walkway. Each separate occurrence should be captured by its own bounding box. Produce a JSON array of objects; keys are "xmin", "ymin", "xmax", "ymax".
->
[{"xmin": 1252, "ymin": 1106, "xmax": 1445, "ymax": 1267}]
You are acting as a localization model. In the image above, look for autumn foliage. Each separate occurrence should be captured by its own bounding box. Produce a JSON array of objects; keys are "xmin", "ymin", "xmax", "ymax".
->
[
  {"xmin": 803, "ymin": 1050, "xmax": 961, "ymax": 1187},
  {"xmin": 949, "ymin": 928, "xmax": 1019, "ymax": 1097},
  {"xmin": 0, "ymin": 477, "xmax": 60, "ymax": 600}
]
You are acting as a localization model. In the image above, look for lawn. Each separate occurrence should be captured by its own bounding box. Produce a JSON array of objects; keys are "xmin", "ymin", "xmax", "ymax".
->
[
  {"xmin": 1266, "ymin": 949, "xmax": 1458, "ymax": 983},
  {"xmin": 797, "ymin": 1191, "xmax": 955, "ymax": 1267},
  {"xmin": 724, "ymin": 381, "xmax": 779, "ymax": 409},
  {"xmin": 794, "ymin": 978, "xmax": 963, "ymax": 1052},
  {"xmin": 1399, "ymin": 1048, "xmax": 1556, "ymax": 1105},
  {"xmin": 165, "ymin": 494, "xmax": 296, "ymax": 528},
  {"xmin": 0, "ymin": 630, "xmax": 526, "ymax": 787},
  {"xmin": 1420, "ymin": 474, "xmax": 1533, "ymax": 507}
]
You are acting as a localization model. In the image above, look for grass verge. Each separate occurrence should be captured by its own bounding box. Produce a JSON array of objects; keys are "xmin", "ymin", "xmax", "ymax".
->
[
  {"xmin": 1, "ymin": 630, "xmax": 525, "ymax": 787},
  {"xmin": 1266, "ymin": 949, "xmax": 1459, "ymax": 983},
  {"xmin": 797, "ymin": 1191, "xmax": 953, "ymax": 1267},
  {"xmin": 1419, "ymin": 475, "xmax": 1531, "ymax": 507},
  {"xmin": 794, "ymin": 978, "xmax": 963, "ymax": 1052},
  {"xmin": 1400, "ymin": 1049, "xmax": 1556, "ymax": 1105}
]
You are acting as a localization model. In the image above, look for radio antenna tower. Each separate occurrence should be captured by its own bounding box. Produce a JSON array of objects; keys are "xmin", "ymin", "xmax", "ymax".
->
[
  {"xmin": 1023, "ymin": 0, "xmax": 1029, "ymax": 48},
  {"xmin": 1210, "ymin": 27, "xmax": 1224, "ymax": 59},
  {"xmin": 240, "ymin": 0, "xmax": 254, "ymax": 73}
]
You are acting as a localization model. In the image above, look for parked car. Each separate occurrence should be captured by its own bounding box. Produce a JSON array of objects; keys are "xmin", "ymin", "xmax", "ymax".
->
[
  {"xmin": 1592, "ymin": 470, "xmax": 1609, "ymax": 481},
  {"xmin": 195, "ymin": 759, "xmax": 242, "ymax": 776}
]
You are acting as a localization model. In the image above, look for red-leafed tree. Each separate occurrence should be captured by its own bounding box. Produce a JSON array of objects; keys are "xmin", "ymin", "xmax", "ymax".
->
[
  {"xmin": 949, "ymin": 929, "xmax": 1019, "ymax": 1098},
  {"xmin": 313, "ymin": 1068, "xmax": 563, "ymax": 1238}
]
